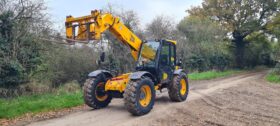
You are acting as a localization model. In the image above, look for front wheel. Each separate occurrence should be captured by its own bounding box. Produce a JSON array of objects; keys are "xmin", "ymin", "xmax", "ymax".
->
[
  {"xmin": 83, "ymin": 76, "xmax": 112, "ymax": 109},
  {"xmin": 168, "ymin": 72, "xmax": 189, "ymax": 102},
  {"xmin": 124, "ymin": 77, "xmax": 155, "ymax": 116}
]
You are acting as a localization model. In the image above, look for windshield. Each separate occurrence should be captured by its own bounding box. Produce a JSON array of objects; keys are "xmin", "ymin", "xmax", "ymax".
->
[{"xmin": 137, "ymin": 41, "xmax": 159, "ymax": 67}]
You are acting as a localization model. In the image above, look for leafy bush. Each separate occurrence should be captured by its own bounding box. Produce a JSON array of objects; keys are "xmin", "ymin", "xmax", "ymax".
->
[
  {"xmin": 0, "ymin": 4, "xmax": 48, "ymax": 88},
  {"xmin": 185, "ymin": 51, "xmax": 231, "ymax": 72},
  {"xmin": 185, "ymin": 54, "xmax": 207, "ymax": 72},
  {"xmin": 33, "ymin": 45, "xmax": 99, "ymax": 87},
  {"xmin": 177, "ymin": 16, "xmax": 232, "ymax": 72},
  {"xmin": 243, "ymin": 33, "xmax": 275, "ymax": 68},
  {"xmin": 209, "ymin": 52, "xmax": 231, "ymax": 71}
]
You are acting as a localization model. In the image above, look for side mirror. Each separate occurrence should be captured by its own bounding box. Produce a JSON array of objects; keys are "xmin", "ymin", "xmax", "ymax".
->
[
  {"xmin": 97, "ymin": 52, "xmax": 106, "ymax": 65},
  {"xmin": 100, "ymin": 52, "xmax": 105, "ymax": 62},
  {"xmin": 176, "ymin": 58, "xmax": 182, "ymax": 67}
]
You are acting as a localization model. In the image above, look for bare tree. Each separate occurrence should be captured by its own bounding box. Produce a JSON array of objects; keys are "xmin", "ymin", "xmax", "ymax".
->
[
  {"xmin": 101, "ymin": 4, "xmax": 144, "ymax": 73},
  {"xmin": 0, "ymin": 0, "xmax": 52, "ymax": 88},
  {"xmin": 146, "ymin": 15, "xmax": 177, "ymax": 40}
]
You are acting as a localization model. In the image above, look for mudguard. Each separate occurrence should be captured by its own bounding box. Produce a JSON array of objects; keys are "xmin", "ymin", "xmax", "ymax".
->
[
  {"xmin": 174, "ymin": 69, "xmax": 187, "ymax": 75},
  {"xmin": 130, "ymin": 71, "xmax": 155, "ymax": 82},
  {"xmin": 88, "ymin": 70, "xmax": 113, "ymax": 78}
]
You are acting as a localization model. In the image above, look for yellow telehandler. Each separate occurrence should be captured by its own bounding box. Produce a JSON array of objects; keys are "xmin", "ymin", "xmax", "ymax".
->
[{"xmin": 65, "ymin": 10, "xmax": 189, "ymax": 116}]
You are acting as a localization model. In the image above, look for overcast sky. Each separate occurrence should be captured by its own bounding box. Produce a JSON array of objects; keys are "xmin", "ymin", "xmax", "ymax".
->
[{"xmin": 46, "ymin": 0, "xmax": 202, "ymax": 29}]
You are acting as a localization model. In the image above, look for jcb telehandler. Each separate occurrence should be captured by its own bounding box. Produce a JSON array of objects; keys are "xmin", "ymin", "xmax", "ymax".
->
[{"xmin": 65, "ymin": 10, "xmax": 189, "ymax": 116}]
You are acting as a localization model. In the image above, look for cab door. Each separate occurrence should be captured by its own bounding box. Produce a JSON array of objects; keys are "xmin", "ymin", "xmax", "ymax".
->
[{"xmin": 158, "ymin": 41, "xmax": 176, "ymax": 84}]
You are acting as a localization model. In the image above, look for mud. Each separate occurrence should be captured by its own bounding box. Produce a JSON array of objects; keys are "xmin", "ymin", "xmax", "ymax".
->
[{"xmin": 24, "ymin": 71, "xmax": 280, "ymax": 126}]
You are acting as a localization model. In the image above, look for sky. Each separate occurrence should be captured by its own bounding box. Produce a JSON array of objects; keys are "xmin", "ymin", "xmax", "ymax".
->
[{"xmin": 46, "ymin": 0, "xmax": 203, "ymax": 29}]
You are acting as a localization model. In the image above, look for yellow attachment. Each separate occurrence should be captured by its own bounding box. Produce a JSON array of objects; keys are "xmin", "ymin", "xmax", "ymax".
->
[
  {"xmin": 139, "ymin": 85, "xmax": 152, "ymax": 107},
  {"xmin": 95, "ymin": 82, "xmax": 108, "ymax": 101},
  {"xmin": 65, "ymin": 10, "xmax": 142, "ymax": 60},
  {"xmin": 105, "ymin": 73, "xmax": 130, "ymax": 92},
  {"xmin": 180, "ymin": 79, "xmax": 187, "ymax": 96}
]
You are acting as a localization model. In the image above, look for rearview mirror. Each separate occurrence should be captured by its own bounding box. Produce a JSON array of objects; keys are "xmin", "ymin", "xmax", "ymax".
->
[
  {"xmin": 176, "ymin": 58, "xmax": 182, "ymax": 67},
  {"xmin": 100, "ymin": 52, "xmax": 105, "ymax": 62},
  {"xmin": 97, "ymin": 52, "xmax": 106, "ymax": 65}
]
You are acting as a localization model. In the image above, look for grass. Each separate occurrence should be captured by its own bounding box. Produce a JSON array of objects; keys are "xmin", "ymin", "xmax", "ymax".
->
[
  {"xmin": 188, "ymin": 70, "xmax": 242, "ymax": 80},
  {"xmin": 0, "ymin": 70, "xmax": 243, "ymax": 119},
  {"xmin": 0, "ymin": 91, "xmax": 83, "ymax": 119},
  {"xmin": 266, "ymin": 72, "xmax": 280, "ymax": 84}
]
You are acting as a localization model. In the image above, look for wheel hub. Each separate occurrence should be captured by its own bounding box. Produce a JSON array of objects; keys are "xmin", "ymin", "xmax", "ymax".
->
[
  {"xmin": 95, "ymin": 82, "xmax": 108, "ymax": 101},
  {"xmin": 139, "ymin": 85, "xmax": 152, "ymax": 107},
  {"xmin": 180, "ymin": 79, "xmax": 187, "ymax": 96},
  {"xmin": 140, "ymin": 91, "xmax": 146, "ymax": 100}
]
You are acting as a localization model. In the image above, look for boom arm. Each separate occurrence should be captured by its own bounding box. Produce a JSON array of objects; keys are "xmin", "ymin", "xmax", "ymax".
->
[{"xmin": 65, "ymin": 10, "xmax": 142, "ymax": 60}]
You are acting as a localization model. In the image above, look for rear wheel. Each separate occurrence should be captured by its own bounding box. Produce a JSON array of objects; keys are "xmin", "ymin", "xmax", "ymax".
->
[
  {"xmin": 124, "ymin": 77, "xmax": 155, "ymax": 116},
  {"xmin": 168, "ymin": 72, "xmax": 189, "ymax": 102},
  {"xmin": 83, "ymin": 76, "xmax": 112, "ymax": 109}
]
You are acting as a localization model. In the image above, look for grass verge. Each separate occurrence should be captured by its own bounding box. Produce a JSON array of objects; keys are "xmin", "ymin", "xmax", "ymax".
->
[
  {"xmin": 266, "ymin": 72, "xmax": 280, "ymax": 84},
  {"xmin": 0, "ymin": 91, "xmax": 83, "ymax": 119},
  {"xmin": 188, "ymin": 70, "xmax": 242, "ymax": 80},
  {"xmin": 0, "ymin": 70, "xmax": 243, "ymax": 119}
]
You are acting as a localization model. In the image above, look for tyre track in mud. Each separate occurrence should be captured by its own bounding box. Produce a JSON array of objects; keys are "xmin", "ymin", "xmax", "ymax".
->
[{"xmin": 150, "ymin": 71, "xmax": 280, "ymax": 126}]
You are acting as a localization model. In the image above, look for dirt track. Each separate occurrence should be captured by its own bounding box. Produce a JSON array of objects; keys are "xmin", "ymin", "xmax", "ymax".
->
[{"xmin": 27, "ymin": 71, "xmax": 280, "ymax": 126}]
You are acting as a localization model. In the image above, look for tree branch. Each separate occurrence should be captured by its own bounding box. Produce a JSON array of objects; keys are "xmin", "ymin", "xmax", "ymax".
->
[{"xmin": 13, "ymin": 0, "xmax": 25, "ymax": 20}]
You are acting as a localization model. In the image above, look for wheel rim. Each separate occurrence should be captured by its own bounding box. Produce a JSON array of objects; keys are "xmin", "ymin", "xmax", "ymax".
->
[
  {"xmin": 139, "ymin": 85, "xmax": 152, "ymax": 107},
  {"xmin": 180, "ymin": 79, "xmax": 187, "ymax": 96},
  {"xmin": 95, "ymin": 82, "xmax": 108, "ymax": 101}
]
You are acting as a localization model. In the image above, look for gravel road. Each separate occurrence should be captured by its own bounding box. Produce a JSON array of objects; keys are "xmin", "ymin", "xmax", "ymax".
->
[{"xmin": 27, "ymin": 71, "xmax": 280, "ymax": 126}]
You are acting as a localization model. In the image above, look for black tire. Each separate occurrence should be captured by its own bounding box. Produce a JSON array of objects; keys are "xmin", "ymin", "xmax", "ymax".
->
[
  {"xmin": 124, "ymin": 77, "xmax": 155, "ymax": 116},
  {"xmin": 83, "ymin": 76, "xmax": 112, "ymax": 109},
  {"xmin": 168, "ymin": 72, "xmax": 189, "ymax": 102}
]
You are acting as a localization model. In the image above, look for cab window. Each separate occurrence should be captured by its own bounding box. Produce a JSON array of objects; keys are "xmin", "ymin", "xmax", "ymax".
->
[
  {"xmin": 170, "ymin": 44, "xmax": 176, "ymax": 67},
  {"xmin": 159, "ymin": 43, "xmax": 170, "ymax": 66}
]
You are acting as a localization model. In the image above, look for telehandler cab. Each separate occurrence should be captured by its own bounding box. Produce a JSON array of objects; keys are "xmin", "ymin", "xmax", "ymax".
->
[{"xmin": 65, "ymin": 10, "xmax": 189, "ymax": 116}]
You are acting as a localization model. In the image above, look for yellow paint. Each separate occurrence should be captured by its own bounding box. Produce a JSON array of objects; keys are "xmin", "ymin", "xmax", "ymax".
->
[
  {"xmin": 66, "ymin": 10, "xmax": 177, "ymax": 61},
  {"xmin": 175, "ymin": 66, "xmax": 180, "ymax": 70},
  {"xmin": 180, "ymin": 79, "xmax": 187, "ymax": 96},
  {"xmin": 154, "ymin": 85, "xmax": 160, "ymax": 90},
  {"xmin": 65, "ymin": 10, "xmax": 142, "ymax": 60},
  {"xmin": 141, "ymin": 44, "xmax": 157, "ymax": 60},
  {"xmin": 105, "ymin": 73, "xmax": 130, "ymax": 92},
  {"xmin": 95, "ymin": 83, "xmax": 108, "ymax": 101},
  {"xmin": 95, "ymin": 93, "xmax": 108, "ymax": 101},
  {"xmin": 139, "ymin": 85, "xmax": 152, "ymax": 107},
  {"xmin": 163, "ymin": 73, "xmax": 168, "ymax": 80},
  {"xmin": 166, "ymin": 39, "xmax": 177, "ymax": 45},
  {"xmin": 171, "ymin": 57, "xmax": 175, "ymax": 62},
  {"xmin": 65, "ymin": 10, "xmax": 179, "ymax": 94}
]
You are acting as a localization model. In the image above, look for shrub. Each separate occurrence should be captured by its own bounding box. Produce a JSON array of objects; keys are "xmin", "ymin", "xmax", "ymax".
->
[
  {"xmin": 272, "ymin": 63, "xmax": 280, "ymax": 74},
  {"xmin": 57, "ymin": 81, "xmax": 81, "ymax": 93},
  {"xmin": 0, "ymin": 0, "xmax": 50, "ymax": 89},
  {"xmin": 209, "ymin": 53, "xmax": 230, "ymax": 71},
  {"xmin": 32, "ymin": 45, "xmax": 99, "ymax": 87},
  {"xmin": 185, "ymin": 54, "xmax": 207, "ymax": 72}
]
